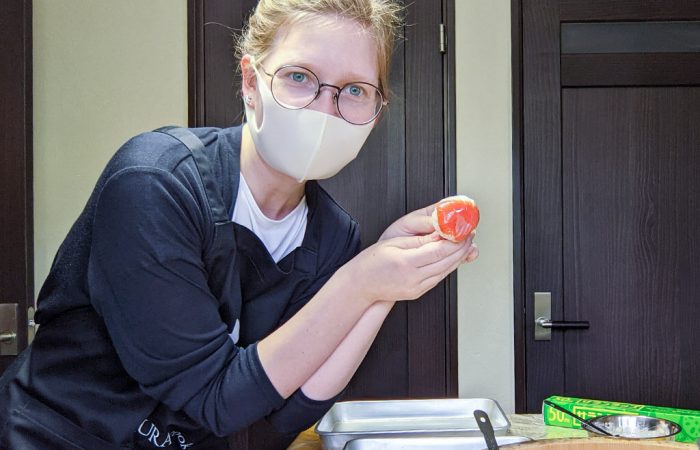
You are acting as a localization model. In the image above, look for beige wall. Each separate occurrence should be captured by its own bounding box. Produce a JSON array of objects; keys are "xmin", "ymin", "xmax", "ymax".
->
[
  {"xmin": 455, "ymin": 1, "xmax": 515, "ymax": 412},
  {"xmin": 33, "ymin": 0, "xmax": 188, "ymax": 296},
  {"xmin": 32, "ymin": 0, "xmax": 515, "ymax": 410}
]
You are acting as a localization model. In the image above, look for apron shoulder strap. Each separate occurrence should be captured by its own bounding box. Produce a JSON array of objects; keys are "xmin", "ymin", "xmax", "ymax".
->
[
  {"xmin": 153, "ymin": 126, "xmax": 230, "ymax": 225},
  {"xmin": 153, "ymin": 127, "xmax": 240, "ymax": 309}
]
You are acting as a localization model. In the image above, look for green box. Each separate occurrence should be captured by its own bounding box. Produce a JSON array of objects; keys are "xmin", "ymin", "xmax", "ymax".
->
[{"xmin": 542, "ymin": 395, "xmax": 700, "ymax": 443}]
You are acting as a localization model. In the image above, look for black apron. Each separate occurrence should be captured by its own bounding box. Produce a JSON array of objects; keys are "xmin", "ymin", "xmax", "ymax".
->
[{"xmin": 0, "ymin": 127, "xmax": 239, "ymax": 450}]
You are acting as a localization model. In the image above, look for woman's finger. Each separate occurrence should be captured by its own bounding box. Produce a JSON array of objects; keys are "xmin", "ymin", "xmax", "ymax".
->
[
  {"xmin": 414, "ymin": 251, "xmax": 467, "ymax": 296},
  {"xmin": 413, "ymin": 203, "xmax": 438, "ymax": 231},
  {"xmin": 411, "ymin": 232, "xmax": 476, "ymax": 278},
  {"xmin": 465, "ymin": 243, "xmax": 479, "ymax": 262},
  {"xmin": 416, "ymin": 239, "xmax": 471, "ymax": 276},
  {"xmin": 397, "ymin": 205, "xmax": 437, "ymax": 235},
  {"xmin": 395, "ymin": 238, "xmax": 464, "ymax": 267},
  {"xmin": 409, "ymin": 213, "xmax": 436, "ymax": 235},
  {"xmin": 386, "ymin": 232, "xmax": 441, "ymax": 250},
  {"xmin": 379, "ymin": 202, "xmax": 440, "ymax": 241},
  {"xmin": 397, "ymin": 229, "xmax": 475, "ymax": 267},
  {"xmin": 414, "ymin": 203, "xmax": 436, "ymax": 217}
]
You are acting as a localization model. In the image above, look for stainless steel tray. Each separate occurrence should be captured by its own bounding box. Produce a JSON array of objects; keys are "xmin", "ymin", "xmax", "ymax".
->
[
  {"xmin": 315, "ymin": 398, "xmax": 511, "ymax": 450},
  {"xmin": 343, "ymin": 435, "xmax": 531, "ymax": 450}
]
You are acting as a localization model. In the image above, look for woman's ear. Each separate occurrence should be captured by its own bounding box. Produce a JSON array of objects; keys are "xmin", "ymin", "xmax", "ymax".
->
[{"xmin": 240, "ymin": 55, "xmax": 257, "ymax": 106}]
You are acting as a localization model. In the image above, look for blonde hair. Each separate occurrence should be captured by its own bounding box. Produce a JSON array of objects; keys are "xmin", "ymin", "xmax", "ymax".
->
[{"xmin": 236, "ymin": 0, "xmax": 404, "ymax": 98}]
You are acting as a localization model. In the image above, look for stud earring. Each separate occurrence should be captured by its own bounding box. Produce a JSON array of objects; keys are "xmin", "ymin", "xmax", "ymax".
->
[{"xmin": 244, "ymin": 95, "xmax": 253, "ymax": 105}]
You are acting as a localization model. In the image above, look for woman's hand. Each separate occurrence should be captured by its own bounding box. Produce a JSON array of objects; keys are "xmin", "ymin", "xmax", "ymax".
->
[
  {"xmin": 347, "ymin": 229, "xmax": 477, "ymax": 303},
  {"xmin": 379, "ymin": 204, "xmax": 436, "ymax": 241},
  {"xmin": 378, "ymin": 203, "xmax": 479, "ymax": 267}
]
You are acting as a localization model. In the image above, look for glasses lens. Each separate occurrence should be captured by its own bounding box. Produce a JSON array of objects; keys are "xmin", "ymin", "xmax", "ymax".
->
[
  {"xmin": 271, "ymin": 66, "xmax": 319, "ymax": 109},
  {"xmin": 337, "ymin": 82, "xmax": 384, "ymax": 125}
]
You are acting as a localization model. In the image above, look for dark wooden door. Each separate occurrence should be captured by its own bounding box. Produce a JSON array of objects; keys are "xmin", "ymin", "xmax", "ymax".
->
[
  {"xmin": 188, "ymin": 0, "xmax": 457, "ymax": 447},
  {"xmin": 0, "ymin": 0, "xmax": 32, "ymax": 374},
  {"xmin": 515, "ymin": 0, "xmax": 700, "ymax": 412}
]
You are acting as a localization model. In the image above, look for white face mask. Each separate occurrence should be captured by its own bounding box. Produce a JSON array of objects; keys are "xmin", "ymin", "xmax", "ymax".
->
[{"xmin": 244, "ymin": 67, "xmax": 374, "ymax": 182}]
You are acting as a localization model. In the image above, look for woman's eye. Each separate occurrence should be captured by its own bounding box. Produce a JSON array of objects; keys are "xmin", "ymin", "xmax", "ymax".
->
[
  {"xmin": 290, "ymin": 72, "xmax": 307, "ymax": 83},
  {"xmin": 346, "ymin": 84, "xmax": 364, "ymax": 97}
]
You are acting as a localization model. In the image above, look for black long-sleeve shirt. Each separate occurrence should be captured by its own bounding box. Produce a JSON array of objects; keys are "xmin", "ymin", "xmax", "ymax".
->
[{"xmin": 0, "ymin": 125, "xmax": 360, "ymax": 449}]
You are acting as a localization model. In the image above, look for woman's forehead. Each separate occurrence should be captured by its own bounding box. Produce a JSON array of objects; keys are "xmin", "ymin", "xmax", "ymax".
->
[{"xmin": 265, "ymin": 15, "xmax": 379, "ymax": 82}]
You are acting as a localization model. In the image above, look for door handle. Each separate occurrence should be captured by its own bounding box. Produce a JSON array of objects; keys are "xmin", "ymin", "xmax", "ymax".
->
[
  {"xmin": 534, "ymin": 292, "xmax": 589, "ymax": 340},
  {"xmin": 0, "ymin": 332, "xmax": 17, "ymax": 344},
  {"xmin": 535, "ymin": 317, "xmax": 589, "ymax": 329},
  {"xmin": 0, "ymin": 306, "xmax": 36, "ymax": 352},
  {"xmin": 0, "ymin": 303, "xmax": 19, "ymax": 355}
]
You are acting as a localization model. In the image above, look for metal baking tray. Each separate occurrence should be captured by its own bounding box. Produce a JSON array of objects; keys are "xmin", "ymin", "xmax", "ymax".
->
[
  {"xmin": 315, "ymin": 398, "xmax": 511, "ymax": 450},
  {"xmin": 343, "ymin": 435, "xmax": 531, "ymax": 450}
]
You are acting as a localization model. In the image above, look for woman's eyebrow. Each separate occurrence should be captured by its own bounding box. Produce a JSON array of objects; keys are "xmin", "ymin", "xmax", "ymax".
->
[
  {"xmin": 319, "ymin": 68, "xmax": 380, "ymax": 84},
  {"xmin": 272, "ymin": 56, "xmax": 379, "ymax": 86},
  {"xmin": 342, "ymin": 71, "xmax": 379, "ymax": 83}
]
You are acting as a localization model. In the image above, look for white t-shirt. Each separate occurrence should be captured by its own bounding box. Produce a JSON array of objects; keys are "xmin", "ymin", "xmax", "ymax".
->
[{"xmin": 231, "ymin": 174, "xmax": 307, "ymax": 263}]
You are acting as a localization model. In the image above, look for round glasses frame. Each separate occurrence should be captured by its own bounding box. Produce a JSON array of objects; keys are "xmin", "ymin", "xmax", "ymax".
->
[{"xmin": 259, "ymin": 64, "xmax": 387, "ymax": 125}]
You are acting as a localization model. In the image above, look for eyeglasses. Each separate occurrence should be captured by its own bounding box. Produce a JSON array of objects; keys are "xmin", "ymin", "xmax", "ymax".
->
[{"xmin": 259, "ymin": 64, "xmax": 387, "ymax": 125}]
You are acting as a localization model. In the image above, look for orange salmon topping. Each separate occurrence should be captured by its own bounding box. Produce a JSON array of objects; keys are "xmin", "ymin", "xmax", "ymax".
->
[{"xmin": 434, "ymin": 196, "xmax": 480, "ymax": 242}]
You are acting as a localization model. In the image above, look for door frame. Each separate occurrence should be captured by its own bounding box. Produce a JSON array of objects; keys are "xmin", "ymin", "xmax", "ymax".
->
[
  {"xmin": 443, "ymin": 0, "xmax": 459, "ymax": 398},
  {"xmin": 511, "ymin": 0, "xmax": 700, "ymax": 413},
  {"xmin": 0, "ymin": 0, "xmax": 33, "ymax": 372},
  {"xmin": 511, "ymin": 0, "xmax": 526, "ymax": 413}
]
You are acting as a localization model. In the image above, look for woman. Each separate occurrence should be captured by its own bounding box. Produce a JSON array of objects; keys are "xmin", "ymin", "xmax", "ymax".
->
[{"xmin": 0, "ymin": 0, "xmax": 478, "ymax": 448}]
